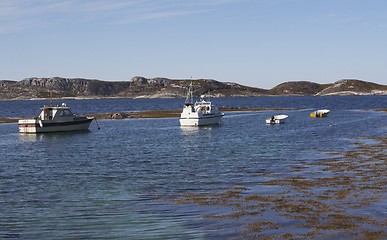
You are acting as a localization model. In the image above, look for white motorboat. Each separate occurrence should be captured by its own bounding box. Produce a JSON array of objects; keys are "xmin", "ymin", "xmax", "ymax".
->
[
  {"xmin": 179, "ymin": 84, "xmax": 224, "ymax": 126},
  {"xmin": 310, "ymin": 109, "xmax": 330, "ymax": 118},
  {"xmin": 266, "ymin": 114, "xmax": 288, "ymax": 124},
  {"xmin": 18, "ymin": 103, "xmax": 94, "ymax": 133}
]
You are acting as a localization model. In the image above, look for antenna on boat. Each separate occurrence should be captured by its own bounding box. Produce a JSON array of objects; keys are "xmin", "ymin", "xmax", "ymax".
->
[
  {"xmin": 49, "ymin": 91, "xmax": 53, "ymax": 106},
  {"xmin": 190, "ymin": 80, "xmax": 193, "ymax": 104},
  {"xmin": 190, "ymin": 77, "xmax": 194, "ymax": 103},
  {"xmin": 184, "ymin": 79, "xmax": 194, "ymax": 105}
]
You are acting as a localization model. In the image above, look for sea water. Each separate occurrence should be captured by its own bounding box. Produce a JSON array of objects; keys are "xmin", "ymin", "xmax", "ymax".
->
[{"xmin": 0, "ymin": 96, "xmax": 386, "ymax": 239}]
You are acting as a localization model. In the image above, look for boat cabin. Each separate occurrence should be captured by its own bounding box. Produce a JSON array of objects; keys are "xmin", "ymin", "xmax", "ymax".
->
[
  {"xmin": 194, "ymin": 95, "xmax": 214, "ymax": 113},
  {"xmin": 38, "ymin": 103, "xmax": 75, "ymax": 121}
]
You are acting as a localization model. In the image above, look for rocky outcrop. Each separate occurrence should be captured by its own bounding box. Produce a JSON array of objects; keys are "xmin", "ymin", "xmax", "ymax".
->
[
  {"xmin": 120, "ymin": 76, "xmax": 269, "ymax": 98},
  {"xmin": 0, "ymin": 77, "xmax": 385, "ymax": 100},
  {"xmin": 19, "ymin": 77, "xmax": 130, "ymax": 96},
  {"xmin": 0, "ymin": 77, "xmax": 131, "ymax": 99},
  {"xmin": 0, "ymin": 76, "xmax": 268, "ymax": 99}
]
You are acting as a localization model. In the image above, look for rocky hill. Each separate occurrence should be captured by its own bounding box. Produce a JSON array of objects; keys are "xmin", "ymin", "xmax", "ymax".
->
[
  {"xmin": 0, "ymin": 76, "xmax": 268, "ymax": 100},
  {"xmin": 268, "ymin": 81, "xmax": 329, "ymax": 95},
  {"xmin": 0, "ymin": 77, "xmax": 386, "ymax": 100},
  {"xmin": 315, "ymin": 79, "xmax": 387, "ymax": 96},
  {"xmin": 267, "ymin": 79, "xmax": 387, "ymax": 96}
]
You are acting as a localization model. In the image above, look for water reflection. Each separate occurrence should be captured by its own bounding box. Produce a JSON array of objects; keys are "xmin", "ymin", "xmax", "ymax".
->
[
  {"xmin": 179, "ymin": 125, "xmax": 217, "ymax": 135},
  {"xmin": 19, "ymin": 133, "xmax": 40, "ymax": 142},
  {"xmin": 19, "ymin": 130, "xmax": 91, "ymax": 142}
]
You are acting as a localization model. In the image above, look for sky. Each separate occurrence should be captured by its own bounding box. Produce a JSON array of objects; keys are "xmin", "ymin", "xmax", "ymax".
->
[{"xmin": 1, "ymin": 0, "xmax": 387, "ymax": 89}]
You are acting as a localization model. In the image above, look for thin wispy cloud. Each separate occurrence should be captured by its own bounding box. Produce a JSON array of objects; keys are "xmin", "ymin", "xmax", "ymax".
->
[
  {"xmin": 78, "ymin": 1, "xmax": 143, "ymax": 13},
  {"xmin": 0, "ymin": 0, "xmax": 237, "ymax": 34},
  {"xmin": 0, "ymin": 0, "xmax": 78, "ymax": 33},
  {"xmin": 113, "ymin": 8, "xmax": 208, "ymax": 24},
  {"xmin": 0, "ymin": 0, "xmax": 74, "ymax": 18}
]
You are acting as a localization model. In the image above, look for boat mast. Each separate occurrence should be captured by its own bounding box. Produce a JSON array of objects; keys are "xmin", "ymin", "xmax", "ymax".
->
[
  {"xmin": 184, "ymin": 82, "xmax": 193, "ymax": 105},
  {"xmin": 49, "ymin": 91, "xmax": 53, "ymax": 106}
]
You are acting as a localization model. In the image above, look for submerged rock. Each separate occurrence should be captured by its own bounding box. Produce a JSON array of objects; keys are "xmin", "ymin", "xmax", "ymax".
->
[{"xmin": 110, "ymin": 112, "xmax": 128, "ymax": 119}]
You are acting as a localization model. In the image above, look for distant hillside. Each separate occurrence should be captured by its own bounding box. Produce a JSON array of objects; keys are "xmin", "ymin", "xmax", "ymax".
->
[
  {"xmin": 268, "ymin": 81, "xmax": 329, "ymax": 95},
  {"xmin": 0, "ymin": 76, "xmax": 268, "ymax": 100},
  {"xmin": 0, "ymin": 77, "xmax": 386, "ymax": 100},
  {"xmin": 315, "ymin": 79, "xmax": 387, "ymax": 96}
]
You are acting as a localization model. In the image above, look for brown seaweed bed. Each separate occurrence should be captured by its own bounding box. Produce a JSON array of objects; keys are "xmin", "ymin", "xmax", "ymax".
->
[
  {"xmin": 160, "ymin": 136, "xmax": 386, "ymax": 239},
  {"xmin": 87, "ymin": 107, "xmax": 297, "ymax": 119}
]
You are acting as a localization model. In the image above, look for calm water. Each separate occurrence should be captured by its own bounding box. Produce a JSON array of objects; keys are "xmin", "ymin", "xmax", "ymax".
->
[{"xmin": 0, "ymin": 96, "xmax": 386, "ymax": 239}]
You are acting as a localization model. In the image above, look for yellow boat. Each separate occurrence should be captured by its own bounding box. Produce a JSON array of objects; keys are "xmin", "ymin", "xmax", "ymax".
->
[{"xmin": 310, "ymin": 109, "xmax": 330, "ymax": 118}]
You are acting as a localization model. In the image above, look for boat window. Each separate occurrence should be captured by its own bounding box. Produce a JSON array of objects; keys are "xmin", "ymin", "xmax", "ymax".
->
[{"xmin": 60, "ymin": 109, "xmax": 73, "ymax": 116}]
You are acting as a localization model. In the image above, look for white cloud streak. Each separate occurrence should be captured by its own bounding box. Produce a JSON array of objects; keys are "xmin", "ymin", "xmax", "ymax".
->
[{"xmin": 0, "ymin": 0, "xmax": 238, "ymax": 34}]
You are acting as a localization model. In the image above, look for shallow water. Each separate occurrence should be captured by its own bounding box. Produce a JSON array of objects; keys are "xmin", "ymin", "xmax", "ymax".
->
[{"xmin": 0, "ymin": 96, "xmax": 386, "ymax": 239}]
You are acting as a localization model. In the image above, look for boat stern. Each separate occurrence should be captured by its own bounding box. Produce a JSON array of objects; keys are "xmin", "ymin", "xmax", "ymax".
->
[{"xmin": 18, "ymin": 119, "xmax": 39, "ymax": 133}]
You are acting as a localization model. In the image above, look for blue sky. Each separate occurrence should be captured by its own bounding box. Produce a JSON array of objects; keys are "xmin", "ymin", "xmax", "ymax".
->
[{"xmin": 1, "ymin": 0, "xmax": 386, "ymax": 89}]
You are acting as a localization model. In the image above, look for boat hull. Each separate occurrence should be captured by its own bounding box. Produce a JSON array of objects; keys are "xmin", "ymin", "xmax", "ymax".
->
[
  {"xmin": 179, "ymin": 114, "xmax": 223, "ymax": 126},
  {"xmin": 310, "ymin": 110, "xmax": 330, "ymax": 118},
  {"xmin": 265, "ymin": 119, "xmax": 285, "ymax": 124},
  {"xmin": 266, "ymin": 115, "xmax": 288, "ymax": 124},
  {"xmin": 18, "ymin": 118, "xmax": 93, "ymax": 133}
]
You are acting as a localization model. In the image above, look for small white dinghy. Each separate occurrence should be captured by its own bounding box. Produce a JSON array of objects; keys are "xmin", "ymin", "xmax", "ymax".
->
[{"xmin": 266, "ymin": 114, "xmax": 288, "ymax": 124}]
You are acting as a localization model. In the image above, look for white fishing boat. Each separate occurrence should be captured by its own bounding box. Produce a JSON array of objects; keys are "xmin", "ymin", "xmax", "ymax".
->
[
  {"xmin": 310, "ymin": 109, "xmax": 330, "ymax": 118},
  {"xmin": 265, "ymin": 114, "xmax": 288, "ymax": 124},
  {"xmin": 18, "ymin": 103, "xmax": 94, "ymax": 133},
  {"xmin": 179, "ymin": 84, "xmax": 224, "ymax": 126}
]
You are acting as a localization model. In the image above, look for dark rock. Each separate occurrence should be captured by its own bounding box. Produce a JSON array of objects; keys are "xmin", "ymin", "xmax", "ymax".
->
[{"xmin": 111, "ymin": 112, "xmax": 128, "ymax": 119}]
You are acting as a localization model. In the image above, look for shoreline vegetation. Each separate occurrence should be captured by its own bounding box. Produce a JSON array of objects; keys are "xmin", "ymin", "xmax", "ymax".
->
[{"xmin": 0, "ymin": 107, "xmax": 300, "ymax": 124}]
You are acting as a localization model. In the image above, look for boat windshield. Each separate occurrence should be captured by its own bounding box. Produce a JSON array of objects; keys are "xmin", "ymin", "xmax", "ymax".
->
[{"xmin": 60, "ymin": 109, "xmax": 73, "ymax": 116}]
